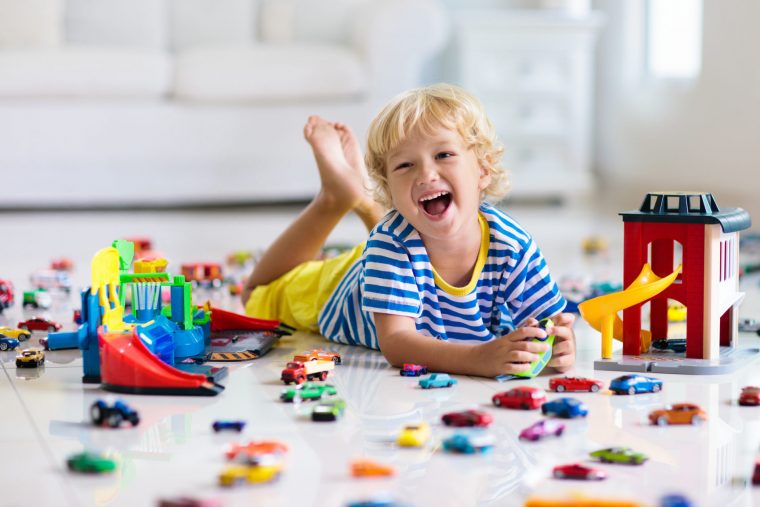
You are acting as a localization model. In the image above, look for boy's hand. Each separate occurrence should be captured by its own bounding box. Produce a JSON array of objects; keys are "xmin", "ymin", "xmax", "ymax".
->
[
  {"xmin": 472, "ymin": 324, "xmax": 551, "ymax": 378},
  {"xmin": 546, "ymin": 312, "xmax": 576, "ymax": 372}
]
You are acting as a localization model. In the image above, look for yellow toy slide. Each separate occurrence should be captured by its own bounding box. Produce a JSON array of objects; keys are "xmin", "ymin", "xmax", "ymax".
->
[{"xmin": 579, "ymin": 264, "xmax": 681, "ymax": 359}]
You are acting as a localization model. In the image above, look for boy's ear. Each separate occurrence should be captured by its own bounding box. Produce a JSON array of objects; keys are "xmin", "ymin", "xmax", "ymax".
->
[{"xmin": 478, "ymin": 163, "xmax": 492, "ymax": 191}]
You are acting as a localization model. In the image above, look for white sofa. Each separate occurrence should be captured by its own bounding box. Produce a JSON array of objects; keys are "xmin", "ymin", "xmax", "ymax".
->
[{"xmin": 0, "ymin": 0, "xmax": 448, "ymax": 207}]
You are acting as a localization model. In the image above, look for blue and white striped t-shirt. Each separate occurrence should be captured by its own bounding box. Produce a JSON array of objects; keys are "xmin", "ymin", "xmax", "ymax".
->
[{"xmin": 318, "ymin": 202, "xmax": 566, "ymax": 350}]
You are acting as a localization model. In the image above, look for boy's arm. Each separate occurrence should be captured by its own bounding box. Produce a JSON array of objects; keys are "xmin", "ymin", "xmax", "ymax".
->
[{"xmin": 374, "ymin": 312, "xmax": 551, "ymax": 378}]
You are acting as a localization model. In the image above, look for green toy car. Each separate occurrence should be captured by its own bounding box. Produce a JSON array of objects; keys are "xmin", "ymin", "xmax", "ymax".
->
[
  {"xmin": 589, "ymin": 447, "xmax": 648, "ymax": 465},
  {"xmin": 66, "ymin": 452, "xmax": 117, "ymax": 474},
  {"xmin": 311, "ymin": 398, "xmax": 346, "ymax": 422},
  {"xmin": 280, "ymin": 382, "xmax": 337, "ymax": 402}
]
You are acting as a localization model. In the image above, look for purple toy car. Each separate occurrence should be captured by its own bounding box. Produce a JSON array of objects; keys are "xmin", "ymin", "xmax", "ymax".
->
[{"xmin": 519, "ymin": 419, "xmax": 565, "ymax": 441}]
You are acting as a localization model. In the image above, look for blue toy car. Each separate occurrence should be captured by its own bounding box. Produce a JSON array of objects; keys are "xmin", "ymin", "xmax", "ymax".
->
[
  {"xmin": 90, "ymin": 399, "xmax": 140, "ymax": 427},
  {"xmin": 212, "ymin": 420, "xmax": 246, "ymax": 432},
  {"xmin": 442, "ymin": 432, "xmax": 495, "ymax": 454},
  {"xmin": 541, "ymin": 397, "xmax": 589, "ymax": 418},
  {"xmin": 418, "ymin": 373, "xmax": 457, "ymax": 389},
  {"xmin": 651, "ymin": 339, "xmax": 687, "ymax": 353},
  {"xmin": 610, "ymin": 374, "xmax": 663, "ymax": 395},
  {"xmin": 0, "ymin": 336, "xmax": 20, "ymax": 351}
]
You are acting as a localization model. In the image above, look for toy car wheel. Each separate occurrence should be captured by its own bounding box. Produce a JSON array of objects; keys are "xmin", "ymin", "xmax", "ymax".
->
[
  {"xmin": 332, "ymin": 357, "xmax": 340, "ymax": 364},
  {"xmin": 129, "ymin": 414, "xmax": 140, "ymax": 426},
  {"xmin": 590, "ymin": 384, "xmax": 600, "ymax": 393},
  {"xmin": 628, "ymin": 386, "xmax": 636, "ymax": 395},
  {"xmin": 107, "ymin": 412, "xmax": 123, "ymax": 428},
  {"xmin": 555, "ymin": 385, "xmax": 565, "ymax": 393},
  {"xmin": 319, "ymin": 372, "xmax": 328, "ymax": 381},
  {"xmin": 422, "ymin": 384, "xmax": 430, "ymax": 389},
  {"xmin": 522, "ymin": 403, "xmax": 530, "ymax": 410},
  {"xmin": 690, "ymin": 415, "xmax": 701, "ymax": 426},
  {"xmin": 657, "ymin": 416, "xmax": 668, "ymax": 426},
  {"xmin": 19, "ymin": 334, "xmax": 30, "ymax": 342},
  {"xmin": 0, "ymin": 342, "xmax": 8, "ymax": 351},
  {"xmin": 47, "ymin": 326, "xmax": 56, "ymax": 332},
  {"xmin": 493, "ymin": 398, "xmax": 501, "ymax": 407},
  {"xmin": 652, "ymin": 384, "xmax": 661, "ymax": 393},
  {"xmin": 90, "ymin": 402, "xmax": 105, "ymax": 425},
  {"xmin": 553, "ymin": 470, "xmax": 565, "ymax": 479}
]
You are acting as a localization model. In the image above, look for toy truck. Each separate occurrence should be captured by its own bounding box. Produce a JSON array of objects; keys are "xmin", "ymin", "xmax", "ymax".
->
[
  {"xmin": 0, "ymin": 278, "xmax": 14, "ymax": 313},
  {"xmin": 281, "ymin": 360, "xmax": 334, "ymax": 385}
]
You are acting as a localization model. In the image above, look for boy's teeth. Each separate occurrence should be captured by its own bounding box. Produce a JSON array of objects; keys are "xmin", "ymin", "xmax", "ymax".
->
[{"xmin": 419, "ymin": 191, "xmax": 449, "ymax": 202}]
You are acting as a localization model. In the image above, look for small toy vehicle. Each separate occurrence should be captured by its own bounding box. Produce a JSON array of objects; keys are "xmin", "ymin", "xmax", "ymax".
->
[
  {"xmin": 218, "ymin": 461, "xmax": 283, "ymax": 487},
  {"xmin": 660, "ymin": 494, "xmax": 694, "ymax": 507},
  {"xmin": 753, "ymin": 459, "xmax": 760, "ymax": 485},
  {"xmin": 30, "ymin": 268, "xmax": 71, "ymax": 292},
  {"xmin": 311, "ymin": 398, "xmax": 346, "ymax": 422},
  {"xmin": 281, "ymin": 360, "xmax": 334, "ymax": 384},
  {"xmin": 651, "ymin": 339, "xmax": 687, "ymax": 353},
  {"xmin": 441, "ymin": 409, "xmax": 493, "ymax": 428},
  {"xmin": 667, "ymin": 302, "xmax": 687, "ymax": 322},
  {"xmin": 396, "ymin": 422, "xmax": 430, "ymax": 447},
  {"xmin": 157, "ymin": 497, "xmax": 222, "ymax": 507},
  {"xmin": 17, "ymin": 317, "xmax": 62, "ymax": 333},
  {"xmin": 581, "ymin": 235, "xmax": 608, "ymax": 256},
  {"xmin": 552, "ymin": 463, "xmax": 607, "ymax": 481},
  {"xmin": 418, "ymin": 373, "xmax": 457, "ymax": 389},
  {"xmin": 0, "ymin": 336, "xmax": 20, "ymax": 351},
  {"xmin": 399, "ymin": 363, "xmax": 428, "ymax": 377},
  {"xmin": 293, "ymin": 348, "xmax": 342, "ymax": 364},
  {"xmin": 0, "ymin": 278, "xmax": 14, "ymax": 313},
  {"xmin": 609, "ymin": 374, "xmax": 663, "ymax": 395},
  {"xmin": 492, "ymin": 386, "xmax": 547, "ymax": 410},
  {"xmin": 181, "ymin": 262, "xmax": 224, "ymax": 288},
  {"xmin": 73, "ymin": 309, "xmax": 83, "ymax": 324},
  {"xmin": 738, "ymin": 318, "xmax": 760, "ymax": 333},
  {"xmin": 280, "ymin": 382, "xmax": 337, "ymax": 402},
  {"xmin": 347, "ymin": 497, "xmax": 410, "ymax": 507},
  {"xmin": 549, "ymin": 376, "xmax": 603, "ymax": 393},
  {"xmin": 738, "ymin": 386, "xmax": 760, "ymax": 406},
  {"xmin": 91, "ymin": 399, "xmax": 140, "ymax": 427},
  {"xmin": 510, "ymin": 318, "xmax": 555, "ymax": 379},
  {"xmin": 649, "ymin": 403, "xmax": 707, "ymax": 426},
  {"xmin": 541, "ymin": 397, "xmax": 589, "ymax": 419},
  {"xmin": 16, "ymin": 348, "xmax": 45, "ymax": 368},
  {"xmin": 66, "ymin": 451, "xmax": 117, "ymax": 474},
  {"xmin": 0, "ymin": 326, "xmax": 31, "ymax": 342},
  {"xmin": 519, "ymin": 419, "xmax": 565, "ymax": 441},
  {"xmin": 50, "ymin": 257, "xmax": 74, "ymax": 271},
  {"xmin": 212, "ymin": 420, "xmax": 246, "ymax": 432},
  {"xmin": 589, "ymin": 447, "xmax": 648, "ymax": 465},
  {"xmin": 350, "ymin": 459, "xmax": 395, "ymax": 477},
  {"xmin": 225, "ymin": 440, "xmax": 288, "ymax": 462},
  {"xmin": 442, "ymin": 432, "xmax": 495, "ymax": 454},
  {"xmin": 22, "ymin": 289, "xmax": 52, "ymax": 309}
]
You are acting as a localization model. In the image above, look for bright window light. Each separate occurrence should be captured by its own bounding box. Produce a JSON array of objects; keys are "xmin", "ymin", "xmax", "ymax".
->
[{"xmin": 646, "ymin": 0, "xmax": 703, "ymax": 79}]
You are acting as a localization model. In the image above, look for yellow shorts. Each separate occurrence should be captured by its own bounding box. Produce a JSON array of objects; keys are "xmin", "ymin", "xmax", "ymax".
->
[{"xmin": 244, "ymin": 243, "xmax": 365, "ymax": 333}]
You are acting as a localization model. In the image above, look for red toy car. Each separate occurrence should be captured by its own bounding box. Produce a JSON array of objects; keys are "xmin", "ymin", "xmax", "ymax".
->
[
  {"xmin": 492, "ymin": 386, "xmax": 547, "ymax": 410},
  {"xmin": 441, "ymin": 410, "xmax": 493, "ymax": 428},
  {"xmin": 400, "ymin": 363, "xmax": 428, "ymax": 377},
  {"xmin": 753, "ymin": 459, "xmax": 760, "ymax": 485},
  {"xmin": 50, "ymin": 257, "xmax": 74, "ymax": 271},
  {"xmin": 17, "ymin": 317, "xmax": 62, "ymax": 333},
  {"xmin": 739, "ymin": 386, "xmax": 760, "ymax": 406},
  {"xmin": 552, "ymin": 463, "xmax": 607, "ymax": 481},
  {"xmin": 0, "ymin": 278, "xmax": 14, "ymax": 313},
  {"xmin": 549, "ymin": 376, "xmax": 604, "ymax": 393}
]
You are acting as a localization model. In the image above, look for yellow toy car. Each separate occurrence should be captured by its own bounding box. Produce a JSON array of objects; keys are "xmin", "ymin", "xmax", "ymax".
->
[
  {"xmin": 0, "ymin": 326, "xmax": 31, "ymax": 342},
  {"xmin": 396, "ymin": 422, "xmax": 431, "ymax": 447},
  {"xmin": 667, "ymin": 302, "xmax": 687, "ymax": 322},
  {"xmin": 218, "ymin": 463, "xmax": 282, "ymax": 487},
  {"xmin": 16, "ymin": 348, "xmax": 45, "ymax": 368}
]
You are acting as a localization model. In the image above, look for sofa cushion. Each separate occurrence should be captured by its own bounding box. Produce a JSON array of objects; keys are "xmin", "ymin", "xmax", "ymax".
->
[
  {"xmin": 0, "ymin": 0, "xmax": 61, "ymax": 48},
  {"xmin": 174, "ymin": 45, "xmax": 366, "ymax": 102},
  {"xmin": 170, "ymin": 0, "xmax": 257, "ymax": 50},
  {"xmin": 65, "ymin": 0, "xmax": 167, "ymax": 49},
  {"xmin": 259, "ymin": 0, "xmax": 363, "ymax": 45},
  {"xmin": 0, "ymin": 48, "xmax": 171, "ymax": 97}
]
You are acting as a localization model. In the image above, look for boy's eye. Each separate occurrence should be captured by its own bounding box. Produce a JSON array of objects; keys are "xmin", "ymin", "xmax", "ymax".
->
[
  {"xmin": 435, "ymin": 152, "xmax": 454, "ymax": 160},
  {"xmin": 394, "ymin": 162, "xmax": 412, "ymax": 171}
]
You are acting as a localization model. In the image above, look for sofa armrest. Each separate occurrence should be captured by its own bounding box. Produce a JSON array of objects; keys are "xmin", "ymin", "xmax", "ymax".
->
[{"xmin": 350, "ymin": 0, "xmax": 449, "ymax": 101}]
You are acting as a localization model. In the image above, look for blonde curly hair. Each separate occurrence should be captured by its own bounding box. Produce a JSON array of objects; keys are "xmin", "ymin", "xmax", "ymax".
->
[{"xmin": 365, "ymin": 83, "xmax": 509, "ymax": 209}]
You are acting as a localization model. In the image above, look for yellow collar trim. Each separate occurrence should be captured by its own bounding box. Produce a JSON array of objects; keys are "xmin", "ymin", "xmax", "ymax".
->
[{"xmin": 432, "ymin": 213, "xmax": 489, "ymax": 296}]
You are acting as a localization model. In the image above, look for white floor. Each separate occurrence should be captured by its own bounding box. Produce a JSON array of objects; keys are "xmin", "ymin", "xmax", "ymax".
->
[{"xmin": 1, "ymin": 199, "xmax": 759, "ymax": 507}]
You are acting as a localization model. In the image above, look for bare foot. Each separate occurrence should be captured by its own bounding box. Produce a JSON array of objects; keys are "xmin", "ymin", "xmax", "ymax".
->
[{"xmin": 304, "ymin": 116, "xmax": 371, "ymax": 212}]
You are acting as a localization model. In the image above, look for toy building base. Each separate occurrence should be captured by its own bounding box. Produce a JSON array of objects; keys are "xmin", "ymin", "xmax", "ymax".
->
[
  {"xmin": 594, "ymin": 346, "xmax": 760, "ymax": 374},
  {"xmin": 174, "ymin": 362, "xmax": 228, "ymax": 383}
]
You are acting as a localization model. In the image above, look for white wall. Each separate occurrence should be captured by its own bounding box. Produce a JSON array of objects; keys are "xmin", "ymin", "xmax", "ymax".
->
[{"xmin": 595, "ymin": 0, "xmax": 759, "ymax": 227}]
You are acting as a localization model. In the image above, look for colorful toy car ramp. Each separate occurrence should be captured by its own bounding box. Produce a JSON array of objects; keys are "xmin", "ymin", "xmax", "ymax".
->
[
  {"xmin": 209, "ymin": 305, "xmax": 294, "ymax": 334},
  {"xmin": 579, "ymin": 263, "xmax": 680, "ymax": 359},
  {"xmin": 99, "ymin": 328, "xmax": 223, "ymax": 396}
]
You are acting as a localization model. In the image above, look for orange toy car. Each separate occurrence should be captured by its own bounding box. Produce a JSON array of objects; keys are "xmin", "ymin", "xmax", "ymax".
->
[
  {"xmin": 350, "ymin": 459, "xmax": 395, "ymax": 477},
  {"xmin": 293, "ymin": 349, "xmax": 342, "ymax": 365},
  {"xmin": 648, "ymin": 403, "xmax": 707, "ymax": 426},
  {"xmin": 225, "ymin": 440, "xmax": 288, "ymax": 462}
]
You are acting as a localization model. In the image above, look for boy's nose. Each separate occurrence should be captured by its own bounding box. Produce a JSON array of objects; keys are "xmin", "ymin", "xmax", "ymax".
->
[{"xmin": 416, "ymin": 159, "xmax": 439, "ymax": 184}]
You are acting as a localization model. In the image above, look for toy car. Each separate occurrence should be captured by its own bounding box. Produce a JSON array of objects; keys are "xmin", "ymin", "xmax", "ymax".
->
[
  {"xmin": 0, "ymin": 326, "xmax": 31, "ymax": 342},
  {"xmin": 492, "ymin": 386, "xmax": 547, "ymax": 410},
  {"xmin": 91, "ymin": 399, "xmax": 140, "ymax": 427},
  {"xmin": 280, "ymin": 382, "xmax": 337, "ymax": 402},
  {"xmin": 350, "ymin": 459, "xmax": 395, "ymax": 477},
  {"xmin": 347, "ymin": 497, "xmax": 410, "ymax": 507},
  {"xmin": 66, "ymin": 451, "xmax": 117, "ymax": 474},
  {"xmin": 418, "ymin": 373, "xmax": 457, "ymax": 389},
  {"xmin": 0, "ymin": 278, "xmax": 14, "ymax": 313},
  {"xmin": 225, "ymin": 441, "xmax": 288, "ymax": 462},
  {"xmin": 157, "ymin": 497, "xmax": 222, "ymax": 507},
  {"xmin": 50, "ymin": 257, "xmax": 75, "ymax": 271},
  {"xmin": 649, "ymin": 403, "xmax": 707, "ymax": 426},
  {"xmin": 739, "ymin": 386, "xmax": 760, "ymax": 406},
  {"xmin": 218, "ymin": 461, "xmax": 282, "ymax": 487},
  {"xmin": 17, "ymin": 317, "xmax": 62, "ymax": 333},
  {"xmin": 510, "ymin": 318, "xmax": 555, "ymax": 379},
  {"xmin": 609, "ymin": 374, "xmax": 663, "ymax": 395},
  {"xmin": 651, "ymin": 339, "xmax": 687, "ymax": 353},
  {"xmin": 738, "ymin": 318, "xmax": 760, "ymax": 332},
  {"xmin": 667, "ymin": 302, "xmax": 687, "ymax": 321},
  {"xmin": 581, "ymin": 236, "xmax": 608, "ymax": 256},
  {"xmin": 442, "ymin": 432, "xmax": 495, "ymax": 454},
  {"xmin": 30, "ymin": 268, "xmax": 71, "ymax": 292},
  {"xmin": 293, "ymin": 348, "xmax": 342, "ymax": 364},
  {"xmin": 22, "ymin": 289, "xmax": 52, "ymax": 309},
  {"xmin": 541, "ymin": 397, "xmax": 589, "ymax": 419},
  {"xmin": 441, "ymin": 409, "xmax": 493, "ymax": 428},
  {"xmin": 589, "ymin": 447, "xmax": 648, "ymax": 465},
  {"xmin": 396, "ymin": 422, "xmax": 430, "ymax": 447},
  {"xmin": 399, "ymin": 363, "xmax": 428, "ymax": 377},
  {"xmin": 519, "ymin": 419, "xmax": 565, "ymax": 441},
  {"xmin": 552, "ymin": 463, "xmax": 607, "ymax": 481},
  {"xmin": 549, "ymin": 376, "xmax": 603, "ymax": 393},
  {"xmin": 15, "ymin": 348, "xmax": 45, "ymax": 368},
  {"xmin": 753, "ymin": 459, "xmax": 760, "ymax": 485},
  {"xmin": 660, "ymin": 494, "xmax": 694, "ymax": 507},
  {"xmin": 311, "ymin": 398, "xmax": 346, "ymax": 422},
  {"xmin": 212, "ymin": 420, "xmax": 246, "ymax": 432},
  {"xmin": 0, "ymin": 336, "xmax": 20, "ymax": 351}
]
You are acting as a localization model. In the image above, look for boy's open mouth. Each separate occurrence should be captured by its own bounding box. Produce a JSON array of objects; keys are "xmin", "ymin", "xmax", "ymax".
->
[{"xmin": 419, "ymin": 191, "xmax": 452, "ymax": 217}]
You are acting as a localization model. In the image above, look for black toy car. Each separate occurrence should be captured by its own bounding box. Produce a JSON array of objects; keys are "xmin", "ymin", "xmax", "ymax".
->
[{"xmin": 90, "ymin": 399, "xmax": 140, "ymax": 428}]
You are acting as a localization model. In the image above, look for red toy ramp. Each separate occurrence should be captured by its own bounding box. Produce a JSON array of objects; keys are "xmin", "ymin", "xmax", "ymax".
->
[
  {"xmin": 99, "ymin": 328, "xmax": 223, "ymax": 396},
  {"xmin": 209, "ymin": 305, "xmax": 291, "ymax": 333}
]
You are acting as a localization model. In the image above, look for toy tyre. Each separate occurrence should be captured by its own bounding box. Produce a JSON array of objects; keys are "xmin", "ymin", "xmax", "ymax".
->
[
  {"xmin": 320, "ymin": 372, "xmax": 328, "ymax": 381},
  {"xmin": 107, "ymin": 412, "xmax": 123, "ymax": 428},
  {"xmin": 0, "ymin": 342, "xmax": 8, "ymax": 351},
  {"xmin": 691, "ymin": 415, "xmax": 701, "ymax": 425},
  {"xmin": 657, "ymin": 416, "xmax": 668, "ymax": 426},
  {"xmin": 555, "ymin": 385, "xmax": 565, "ymax": 393},
  {"xmin": 129, "ymin": 413, "xmax": 140, "ymax": 426},
  {"xmin": 48, "ymin": 325, "xmax": 56, "ymax": 332},
  {"xmin": 628, "ymin": 386, "xmax": 636, "ymax": 395},
  {"xmin": 652, "ymin": 384, "xmax": 661, "ymax": 393},
  {"xmin": 21, "ymin": 334, "xmax": 30, "ymax": 341},
  {"xmin": 493, "ymin": 398, "xmax": 501, "ymax": 407},
  {"xmin": 91, "ymin": 401, "xmax": 106, "ymax": 425},
  {"xmin": 554, "ymin": 470, "xmax": 564, "ymax": 479}
]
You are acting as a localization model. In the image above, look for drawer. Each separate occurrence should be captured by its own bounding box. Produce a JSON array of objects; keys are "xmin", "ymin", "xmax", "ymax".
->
[
  {"xmin": 502, "ymin": 141, "xmax": 572, "ymax": 175},
  {"xmin": 486, "ymin": 99, "xmax": 570, "ymax": 137},
  {"xmin": 463, "ymin": 50, "xmax": 573, "ymax": 95}
]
